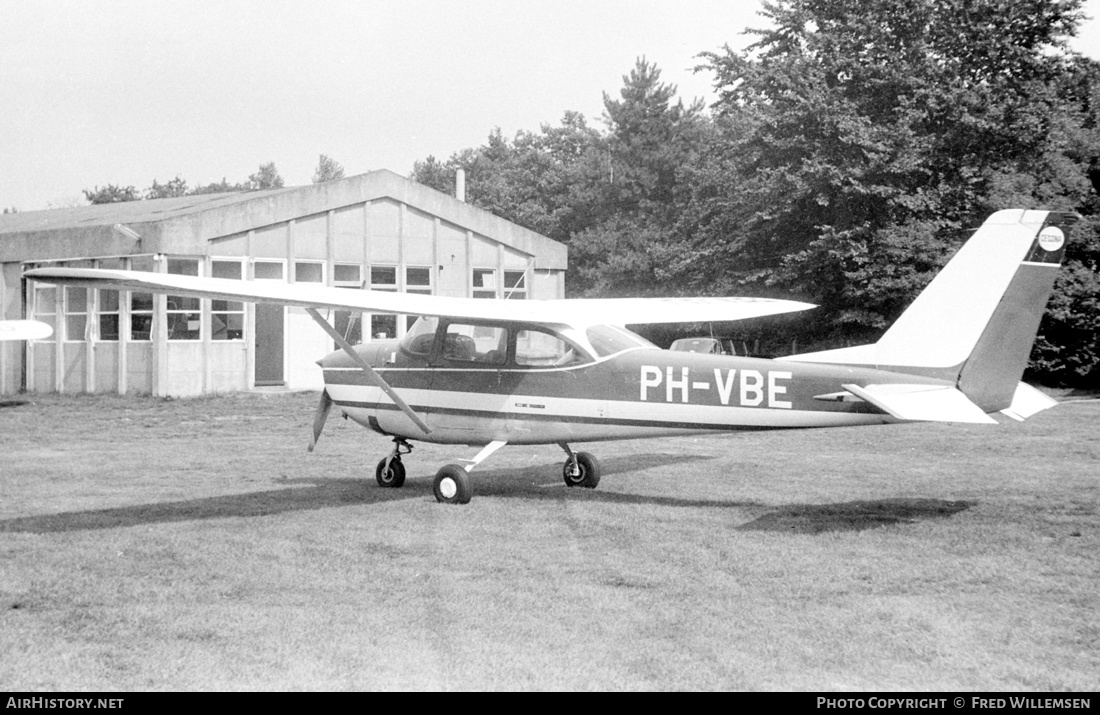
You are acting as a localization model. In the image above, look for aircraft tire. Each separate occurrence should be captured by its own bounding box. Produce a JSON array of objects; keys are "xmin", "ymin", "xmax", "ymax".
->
[
  {"xmin": 376, "ymin": 458, "xmax": 406, "ymax": 488},
  {"xmin": 562, "ymin": 452, "xmax": 600, "ymax": 489},
  {"xmin": 433, "ymin": 464, "xmax": 472, "ymax": 504}
]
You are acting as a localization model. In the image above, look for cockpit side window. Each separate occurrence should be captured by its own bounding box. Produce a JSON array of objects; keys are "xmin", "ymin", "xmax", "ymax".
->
[
  {"xmin": 443, "ymin": 323, "xmax": 508, "ymax": 365},
  {"xmin": 515, "ymin": 328, "xmax": 590, "ymax": 367}
]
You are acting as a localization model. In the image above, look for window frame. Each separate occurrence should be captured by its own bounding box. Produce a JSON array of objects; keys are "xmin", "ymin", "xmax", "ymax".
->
[
  {"xmin": 166, "ymin": 258, "xmax": 202, "ymax": 341},
  {"xmin": 503, "ymin": 270, "xmax": 527, "ymax": 300},
  {"xmin": 210, "ymin": 258, "xmax": 246, "ymax": 341},
  {"xmin": 333, "ymin": 263, "xmax": 364, "ymax": 346},
  {"xmin": 32, "ymin": 283, "xmax": 57, "ymax": 337},
  {"xmin": 472, "ymin": 268, "xmax": 497, "ymax": 299}
]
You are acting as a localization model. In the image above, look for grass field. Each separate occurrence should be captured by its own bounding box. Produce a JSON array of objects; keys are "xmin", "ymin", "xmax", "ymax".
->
[{"xmin": 1, "ymin": 390, "xmax": 1097, "ymax": 691}]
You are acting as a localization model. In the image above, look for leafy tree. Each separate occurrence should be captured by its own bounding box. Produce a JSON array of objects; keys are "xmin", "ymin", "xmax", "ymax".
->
[
  {"xmin": 411, "ymin": 155, "xmax": 453, "ymax": 194},
  {"xmin": 570, "ymin": 59, "xmax": 708, "ymax": 295},
  {"xmin": 312, "ymin": 154, "xmax": 346, "ymax": 183},
  {"xmin": 146, "ymin": 175, "xmax": 189, "ymax": 199},
  {"xmin": 690, "ymin": 0, "xmax": 1098, "ymax": 352},
  {"xmin": 411, "ymin": 62, "xmax": 708, "ymax": 297},
  {"xmin": 601, "ymin": 57, "xmax": 706, "ymax": 217},
  {"xmin": 248, "ymin": 162, "xmax": 284, "ymax": 190},
  {"xmin": 190, "ymin": 177, "xmax": 246, "ymax": 195},
  {"xmin": 83, "ymin": 184, "xmax": 140, "ymax": 204},
  {"xmin": 411, "ymin": 116, "xmax": 609, "ymax": 251}
]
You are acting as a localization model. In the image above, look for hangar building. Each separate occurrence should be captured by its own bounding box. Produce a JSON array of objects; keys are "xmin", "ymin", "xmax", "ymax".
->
[{"xmin": 0, "ymin": 170, "xmax": 567, "ymax": 397}]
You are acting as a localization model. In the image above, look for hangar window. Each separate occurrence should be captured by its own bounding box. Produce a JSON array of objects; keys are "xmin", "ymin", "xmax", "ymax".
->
[
  {"xmin": 406, "ymin": 267, "xmax": 432, "ymax": 294},
  {"xmin": 129, "ymin": 256, "xmax": 156, "ymax": 341},
  {"xmin": 334, "ymin": 264, "xmax": 362, "ymax": 285},
  {"xmin": 295, "ymin": 261, "xmax": 324, "ymax": 283},
  {"xmin": 211, "ymin": 259, "xmax": 244, "ymax": 341},
  {"xmin": 369, "ymin": 266, "xmax": 398, "ymax": 339},
  {"xmin": 98, "ymin": 289, "xmax": 120, "ymax": 341},
  {"xmin": 253, "ymin": 260, "xmax": 285, "ymax": 280},
  {"xmin": 472, "ymin": 268, "xmax": 497, "ymax": 299},
  {"xmin": 372, "ymin": 314, "xmax": 397, "ymax": 340},
  {"xmin": 33, "ymin": 284, "xmax": 57, "ymax": 335},
  {"xmin": 64, "ymin": 288, "xmax": 88, "ymax": 341},
  {"xmin": 370, "ymin": 266, "xmax": 397, "ymax": 289},
  {"xmin": 504, "ymin": 270, "xmax": 526, "ymax": 300},
  {"xmin": 167, "ymin": 259, "xmax": 201, "ymax": 340},
  {"xmin": 334, "ymin": 264, "xmax": 364, "ymax": 345},
  {"xmin": 96, "ymin": 258, "xmax": 124, "ymax": 341},
  {"xmin": 404, "ymin": 267, "xmax": 432, "ymax": 332}
]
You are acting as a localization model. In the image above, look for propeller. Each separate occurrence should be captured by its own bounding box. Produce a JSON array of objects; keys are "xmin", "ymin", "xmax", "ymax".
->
[{"xmin": 308, "ymin": 388, "xmax": 333, "ymax": 452}]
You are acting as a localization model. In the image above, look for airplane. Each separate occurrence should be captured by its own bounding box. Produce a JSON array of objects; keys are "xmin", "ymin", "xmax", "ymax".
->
[
  {"xmin": 25, "ymin": 209, "xmax": 1070, "ymax": 504},
  {"xmin": 0, "ymin": 320, "xmax": 53, "ymax": 341}
]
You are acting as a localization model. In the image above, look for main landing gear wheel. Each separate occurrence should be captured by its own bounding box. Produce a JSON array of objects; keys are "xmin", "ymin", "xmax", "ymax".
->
[
  {"xmin": 563, "ymin": 452, "xmax": 600, "ymax": 489},
  {"xmin": 433, "ymin": 464, "xmax": 472, "ymax": 505},
  {"xmin": 375, "ymin": 457, "xmax": 406, "ymax": 488}
]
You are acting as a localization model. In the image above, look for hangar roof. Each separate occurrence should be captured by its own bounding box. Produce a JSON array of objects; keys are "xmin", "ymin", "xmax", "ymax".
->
[{"xmin": 0, "ymin": 169, "xmax": 567, "ymax": 270}]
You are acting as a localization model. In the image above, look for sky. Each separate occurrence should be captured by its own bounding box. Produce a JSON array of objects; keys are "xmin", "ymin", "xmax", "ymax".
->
[{"xmin": 2, "ymin": 0, "xmax": 1099, "ymax": 212}]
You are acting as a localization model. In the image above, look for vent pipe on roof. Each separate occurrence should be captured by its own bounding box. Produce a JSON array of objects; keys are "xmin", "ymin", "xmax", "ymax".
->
[{"xmin": 455, "ymin": 169, "xmax": 466, "ymax": 203}]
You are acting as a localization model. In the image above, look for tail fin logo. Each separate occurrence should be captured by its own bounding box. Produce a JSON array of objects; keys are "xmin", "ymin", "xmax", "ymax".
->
[{"xmin": 1038, "ymin": 227, "xmax": 1065, "ymax": 252}]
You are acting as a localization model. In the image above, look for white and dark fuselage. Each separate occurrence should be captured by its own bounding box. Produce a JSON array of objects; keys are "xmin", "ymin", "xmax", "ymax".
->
[{"xmin": 319, "ymin": 322, "xmax": 932, "ymax": 446}]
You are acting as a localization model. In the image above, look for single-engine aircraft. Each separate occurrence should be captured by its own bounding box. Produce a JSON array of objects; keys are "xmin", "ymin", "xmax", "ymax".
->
[
  {"xmin": 0, "ymin": 320, "xmax": 52, "ymax": 341},
  {"xmin": 26, "ymin": 209, "xmax": 1070, "ymax": 504}
]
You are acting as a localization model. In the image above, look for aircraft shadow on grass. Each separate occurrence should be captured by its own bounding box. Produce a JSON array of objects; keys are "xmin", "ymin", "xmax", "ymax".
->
[
  {"xmin": 0, "ymin": 452, "xmax": 970, "ymax": 534},
  {"xmin": 735, "ymin": 498, "xmax": 973, "ymax": 534}
]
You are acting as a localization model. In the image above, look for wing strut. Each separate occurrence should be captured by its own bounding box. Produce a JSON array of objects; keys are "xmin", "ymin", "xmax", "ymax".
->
[{"xmin": 305, "ymin": 308, "xmax": 431, "ymax": 435}]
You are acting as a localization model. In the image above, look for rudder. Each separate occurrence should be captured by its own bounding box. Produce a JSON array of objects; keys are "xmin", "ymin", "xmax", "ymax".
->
[{"xmin": 957, "ymin": 212, "xmax": 1071, "ymax": 411}]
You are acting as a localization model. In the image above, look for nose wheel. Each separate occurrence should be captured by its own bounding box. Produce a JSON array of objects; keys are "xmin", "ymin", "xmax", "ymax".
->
[
  {"xmin": 376, "ymin": 438, "xmax": 413, "ymax": 488},
  {"xmin": 375, "ymin": 457, "xmax": 406, "ymax": 488}
]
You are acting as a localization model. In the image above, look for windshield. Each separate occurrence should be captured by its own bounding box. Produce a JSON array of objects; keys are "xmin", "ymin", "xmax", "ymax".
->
[
  {"xmin": 671, "ymin": 338, "xmax": 719, "ymax": 353},
  {"xmin": 585, "ymin": 325, "xmax": 657, "ymax": 358},
  {"xmin": 400, "ymin": 316, "xmax": 439, "ymax": 355}
]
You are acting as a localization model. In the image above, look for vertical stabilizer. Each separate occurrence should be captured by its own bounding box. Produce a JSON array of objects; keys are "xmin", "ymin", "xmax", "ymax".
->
[{"xmin": 785, "ymin": 209, "xmax": 1072, "ymax": 413}]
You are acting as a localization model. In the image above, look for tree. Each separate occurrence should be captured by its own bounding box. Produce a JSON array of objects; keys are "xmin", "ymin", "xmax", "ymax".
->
[
  {"xmin": 248, "ymin": 162, "xmax": 284, "ymax": 190},
  {"xmin": 146, "ymin": 175, "xmax": 189, "ymax": 199},
  {"xmin": 190, "ymin": 177, "xmax": 246, "ymax": 195},
  {"xmin": 312, "ymin": 154, "xmax": 345, "ymax": 183},
  {"xmin": 411, "ymin": 156, "xmax": 454, "ymax": 195},
  {"xmin": 83, "ymin": 184, "xmax": 140, "ymax": 204},
  {"xmin": 690, "ymin": 0, "xmax": 1098, "ymax": 346},
  {"xmin": 601, "ymin": 57, "xmax": 706, "ymax": 217},
  {"xmin": 567, "ymin": 59, "xmax": 708, "ymax": 296}
]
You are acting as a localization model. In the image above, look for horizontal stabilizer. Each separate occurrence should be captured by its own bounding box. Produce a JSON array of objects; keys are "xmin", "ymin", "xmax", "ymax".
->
[
  {"xmin": 999, "ymin": 382, "xmax": 1058, "ymax": 422},
  {"xmin": 841, "ymin": 383, "xmax": 997, "ymax": 424}
]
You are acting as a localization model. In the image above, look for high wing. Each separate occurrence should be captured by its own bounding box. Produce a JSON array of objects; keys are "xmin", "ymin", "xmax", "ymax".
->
[{"xmin": 23, "ymin": 268, "xmax": 815, "ymax": 327}]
